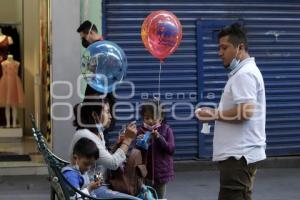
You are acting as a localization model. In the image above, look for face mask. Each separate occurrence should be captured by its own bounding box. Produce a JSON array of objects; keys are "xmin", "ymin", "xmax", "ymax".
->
[
  {"xmin": 227, "ymin": 46, "xmax": 240, "ymax": 71},
  {"xmin": 81, "ymin": 23, "xmax": 94, "ymax": 48},
  {"xmin": 93, "ymin": 110, "xmax": 105, "ymax": 134},
  {"xmin": 228, "ymin": 58, "xmax": 240, "ymax": 71},
  {"xmin": 143, "ymin": 122, "xmax": 161, "ymax": 131},
  {"xmin": 74, "ymin": 161, "xmax": 80, "ymax": 171},
  {"xmin": 95, "ymin": 123, "xmax": 104, "ymax": 134},
  {"xmin": 81, "ymin": 38, "xmax": 90, "ymax": 48}
]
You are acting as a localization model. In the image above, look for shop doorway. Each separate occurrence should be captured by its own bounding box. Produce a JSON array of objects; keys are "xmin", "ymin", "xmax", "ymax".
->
[{"xmin": 0, "ymin": 0, "xmax": 51, "ymax": 165}]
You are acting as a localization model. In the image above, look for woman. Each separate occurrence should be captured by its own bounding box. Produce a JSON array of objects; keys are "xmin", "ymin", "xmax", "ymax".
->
[{"xmin": 70, "ymin": 96, "xmax": 141, "ymax": 199}]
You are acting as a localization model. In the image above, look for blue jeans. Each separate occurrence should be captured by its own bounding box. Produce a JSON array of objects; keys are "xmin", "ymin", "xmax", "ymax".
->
[{"xmin": 92, "ymin": 185, "xmax": 142, "ymax": 200}]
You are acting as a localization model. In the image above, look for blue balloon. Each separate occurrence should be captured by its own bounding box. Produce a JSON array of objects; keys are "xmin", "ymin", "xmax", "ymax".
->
[{"xmin": 81, "ymin": 40, "xmax": 127, "ymax": 93}]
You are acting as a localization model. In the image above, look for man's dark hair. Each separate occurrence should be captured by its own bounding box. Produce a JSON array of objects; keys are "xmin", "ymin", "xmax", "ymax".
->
[
  {"xmin": 77, "ymin": 20, "xmax": 98, "ymax": 34},
  {"xmin": 73, "ymin": 138, "xmax": 99, "ymax": 159},
  {"xmin": 218, "ymin": 23, "xmax": 248, "ymax": 51}
]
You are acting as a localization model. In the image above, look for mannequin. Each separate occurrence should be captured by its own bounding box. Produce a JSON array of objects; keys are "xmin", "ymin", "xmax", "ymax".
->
[
  {"xmin": 0, "ymin": 28, "xmax": 13, "ymax": 42},
  {"xmin": 0, "ymin": 54, "xmax": 24, "ymax": 128},
  {"xmin": 0, "ymin": 28, "xmax": 13, "ymax": 63}
]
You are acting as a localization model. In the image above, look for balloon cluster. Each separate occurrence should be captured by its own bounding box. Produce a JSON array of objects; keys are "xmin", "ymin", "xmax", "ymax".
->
[{"xmin": 80, "ymin": 10, "xmax": 182, "ymax": 93}]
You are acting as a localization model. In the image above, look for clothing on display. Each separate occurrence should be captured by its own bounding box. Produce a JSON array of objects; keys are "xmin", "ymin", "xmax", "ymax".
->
[
  {"xmin": 0, "ymin": 25, "xmax": 21, "ymax": 126},
  {"xmin": 0, "ymin": 28, "xmax": 14, "ymax": 75},
  {"xmin": 0, "ymin": 55, "xmax": 24, "ymax": 108},
  {"xmin": 0, "ymin": 25, "xmax": 21, "ymax": 63}
]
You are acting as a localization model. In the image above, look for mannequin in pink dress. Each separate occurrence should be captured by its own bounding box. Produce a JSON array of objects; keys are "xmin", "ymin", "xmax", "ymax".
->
[
  {"xmin": 0, "ymin": 55, "xmax": 24, "ymax": 128},
  {"xmin": 0, "ymin": 28, "xmax": 14, "ymax": 127}
]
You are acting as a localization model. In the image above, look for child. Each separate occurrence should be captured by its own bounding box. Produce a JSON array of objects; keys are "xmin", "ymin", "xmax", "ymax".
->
[
  {"xmin": 65, "ymin": 130, "xmax": 142, "ymax": 200},
  {"xmin": 62, "ymin": 138, "xmax": 101, "ymax": 197},
  {"xmin": 137, "ymin": 100, "xmax": 175, "ymax": 199}
]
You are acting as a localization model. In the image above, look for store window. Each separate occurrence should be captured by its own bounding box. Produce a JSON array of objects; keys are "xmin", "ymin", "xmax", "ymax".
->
[{"xmin": 0, "ymin": 0, "xmax": 50, "ymax": 164}]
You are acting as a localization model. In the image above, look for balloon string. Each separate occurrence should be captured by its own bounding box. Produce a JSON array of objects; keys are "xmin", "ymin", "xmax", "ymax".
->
[{"xmin": 158, "ymin": 60, "xmax": 162, "ymax": 100}]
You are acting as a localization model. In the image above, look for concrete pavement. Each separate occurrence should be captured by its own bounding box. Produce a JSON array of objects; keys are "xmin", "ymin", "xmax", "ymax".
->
[
  {"xmin": 0, "ymin": 168, "xmax": 299, "ymax": 200},
  {"xmin": 167, "ymin": 168, "xmax": 300, "ymax": 200}
]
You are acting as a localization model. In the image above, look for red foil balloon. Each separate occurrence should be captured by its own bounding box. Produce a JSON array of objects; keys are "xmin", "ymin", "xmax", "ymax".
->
[{"xmin": 141, "ymin": 10, "xmax": 182, "ymax": 61}]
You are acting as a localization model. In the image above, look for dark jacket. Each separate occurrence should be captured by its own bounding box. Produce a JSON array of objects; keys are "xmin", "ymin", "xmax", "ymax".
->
[{"xmin": 137, "ymin": 123, "xmax": 175, "ymax": 184}]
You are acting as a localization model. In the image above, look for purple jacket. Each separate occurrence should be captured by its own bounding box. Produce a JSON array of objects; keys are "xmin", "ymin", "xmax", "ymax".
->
[{"xmin": 137, "ymin": 123, "xmax": 175, "ymax": 184}]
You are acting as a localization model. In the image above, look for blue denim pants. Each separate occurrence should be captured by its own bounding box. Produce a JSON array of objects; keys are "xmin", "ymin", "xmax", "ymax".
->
[{"xmin": 92, "ymin": 185, "xmax": 142, "ymax": 200}]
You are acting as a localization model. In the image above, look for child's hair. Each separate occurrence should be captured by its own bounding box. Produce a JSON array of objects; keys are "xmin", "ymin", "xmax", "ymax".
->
[
  {"xmin": 73, "ymin": 138, "xmax": 99, "ymax": 160},
  {"xmin": 140, "ymin": 99, "xmax": 165, "ymax": 122}
]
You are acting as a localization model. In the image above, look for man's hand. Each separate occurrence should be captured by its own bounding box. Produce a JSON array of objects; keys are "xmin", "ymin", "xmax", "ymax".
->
[{"xmin": 195, "ymin": 107, "xmax": 218, "ymax": 123}]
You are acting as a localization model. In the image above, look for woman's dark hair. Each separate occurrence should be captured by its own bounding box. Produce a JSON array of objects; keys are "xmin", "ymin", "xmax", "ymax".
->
[
  {"xmin": 73, "ymin": 96, "xmax": 109, "ymax": 133},
  {"xmin": 140, "ymin": 99, "xmax": 165, "ymax": 123},
  {"xmin": 84, "ymin": 87, "xmax": 116, "ymax": 132},
  {"xmin": 73, "ymin": 138, "xmax": 99, "ymax": 160},
  {"xmin": 218, "ymin": 22, "xmax": 248, "ymax": 51}
]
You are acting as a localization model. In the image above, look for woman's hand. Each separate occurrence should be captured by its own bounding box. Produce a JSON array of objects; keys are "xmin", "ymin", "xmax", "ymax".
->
[
  {"xmin": 119, "ymin": 121, "xmax": 137, "ymax": 152},
  {"xmin": 124, "ymin": 121, "xmax": 137, "ymax": 140}
]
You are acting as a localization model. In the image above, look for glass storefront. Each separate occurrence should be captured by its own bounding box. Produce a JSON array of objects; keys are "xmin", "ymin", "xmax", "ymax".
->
[
  {"xmin": 0, "ymin": 0, "xmax": 103, "ymax": 167},
  {"xmin": 0, "ymin": 0, "xmax": 50, "ymax": 164}
]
